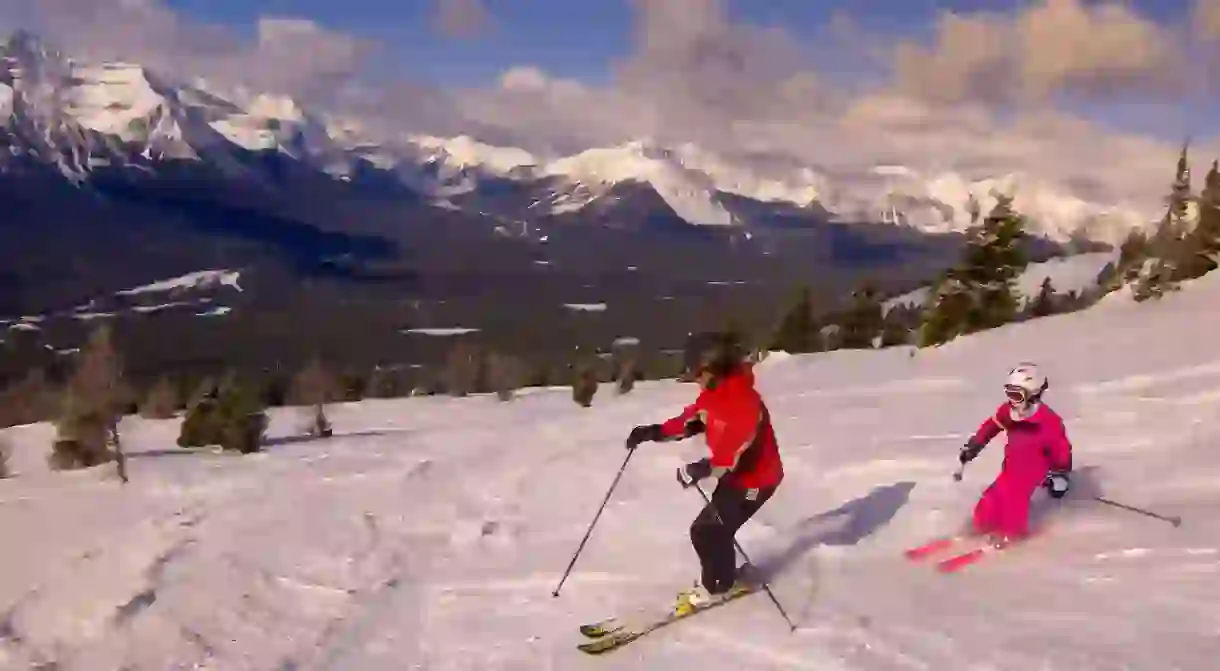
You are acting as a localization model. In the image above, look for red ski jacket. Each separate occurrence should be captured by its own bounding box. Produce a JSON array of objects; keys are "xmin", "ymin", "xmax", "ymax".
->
[
  {"xmin": 659, "ymin": 364, "xmax": 784, "ymax": 491},
  {"xmin": 969, "ymin": 402, "xmax": 1073, "ymax": 476}
]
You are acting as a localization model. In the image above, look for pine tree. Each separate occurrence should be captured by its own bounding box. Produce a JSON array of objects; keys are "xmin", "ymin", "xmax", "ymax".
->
[
  {"xmin": 140, "ymin": 376, "xmax": 180, "ymax": 419},
  {"xmin": 289, "ymin": 356, "xmax": 339, "ymax": 437},
  {"xmin": 1133, "ymin": 142, "xmax": 1192, "ymax": 300},
  {"xmin": 965, "ymin": 194, "xmax": 1027, "ymax": 330},
  {"xmin": 879, "ymin": 303, "xmax": 918, "ymax": 347},
  {"xmin": 837, "ymin": 284, "xmax": 884, "ymax": 349},
  {"xmin": 488, "ymin": 352, "xmax": 527, "ymax": 401},
  {"xmin": 769, "ymin": 287, "xmax": 821, "ymax": 353},
  {"xmin": 1028, "ymin": 276, "xmax": 1058, "ymax": 317},
  {"xmin": 1177, "ymin": 159, "xmax": 1220, "ymax": 280},
  {"xmin": 1114, "ymin": 229, "xmax": 1151, "ymax": 289},
  {"xmin": 919, "ymin": 193, "xmax": 1028, "ymax": 345},
  {"xmin": 918, "ymin": 274, "xmax": 972, "ymax": 347},
  {"xmin": 50, "ymin": 324, "xmax": 128, "ymax": 475}
]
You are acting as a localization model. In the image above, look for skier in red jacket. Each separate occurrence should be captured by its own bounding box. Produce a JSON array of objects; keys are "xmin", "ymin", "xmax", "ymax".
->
[{"xmin": 625, "ymin": 333, "xmax": 783, "ymax": 612}]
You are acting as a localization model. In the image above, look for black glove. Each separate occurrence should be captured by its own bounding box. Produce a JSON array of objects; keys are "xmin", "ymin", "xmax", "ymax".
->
[
  {"xmin": 676, "ymin": 458, "xmax": 713, "ymax": 488},
  {"xmin": 682, "ymin": 417, "xmax": 706, "ymax": 437},
  {"xmin": 959, "ymin": 441, "xmax": 983, "ymax": 465},
  {"xmin": 626, "ymin": 424, "xmax": 663, "ymax": 450},
  {"xmin": 1044, "ymin": 470, "xmax": 1070, "ymax": 499}
]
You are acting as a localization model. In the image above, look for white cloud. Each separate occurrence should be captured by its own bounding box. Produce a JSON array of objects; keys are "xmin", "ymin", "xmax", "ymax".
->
[
  {"xmin": 3, "ymin": 0, "xmax": 375, "ymax": 102},
  {"xmin": 435, "ymin": 0, "xmax": 1220, "ymax": 225},
  {"xmin": 893, "ymin": 0, "xmax": 1189, "ymax": 105}
]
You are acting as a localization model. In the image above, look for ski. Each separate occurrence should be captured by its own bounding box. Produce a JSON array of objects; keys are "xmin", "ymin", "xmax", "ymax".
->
[
  {"xmin": 578, "ymin": 619, "xmax": 625, "ymax": 639},
  {"xmin": 576, "ymin": 584, "xmax": 758, "ymax": 655},
  {"xmin": 904, "ymin": 535, "xmax": 964, "ymax": 561},
  {"xmin": 936, "ymin": 531, "xmax": 1043, "ymax": 573},
  {"xmin": 936, "ymin": 546, "xmax": 992, "ymax": 572}
]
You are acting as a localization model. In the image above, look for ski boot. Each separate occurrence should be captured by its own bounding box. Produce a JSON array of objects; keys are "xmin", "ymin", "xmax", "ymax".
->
[{"xmin": 673, "ymin": 582, "xmax": 714, "ymax": 616}]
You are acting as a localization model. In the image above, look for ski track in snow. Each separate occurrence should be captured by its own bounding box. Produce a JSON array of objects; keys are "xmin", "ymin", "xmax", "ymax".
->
[{"xmin": 5, "ymin": 278, "xmax": 1220, "ymax": 668}]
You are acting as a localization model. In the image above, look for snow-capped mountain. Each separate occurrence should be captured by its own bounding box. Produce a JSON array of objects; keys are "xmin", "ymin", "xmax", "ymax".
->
[
  {"xmin": 0, "ymin": 30, "xmax": 364, "ymax": 181},
  {"xmin": 0, "ymin": 29, "xmax": 1150, "ymax": 244},
  {"xmin": 355, "ymin": 131, "xmax": 1147, "ymax": 244},
  {"xmin": 827, "ymin": 165, "xmax": 1151, "ymax": 245}
]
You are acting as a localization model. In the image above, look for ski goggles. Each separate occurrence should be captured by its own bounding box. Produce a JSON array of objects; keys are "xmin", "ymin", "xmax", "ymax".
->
[{"xmin": 1004, "ymin": 384, "xmax": 1030, "ymax": 403}]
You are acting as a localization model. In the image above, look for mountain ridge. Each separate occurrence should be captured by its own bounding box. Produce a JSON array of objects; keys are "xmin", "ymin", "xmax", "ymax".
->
[{"xmin": 0, "ymin": 29, "xmax": 1150, "ymax": 244}]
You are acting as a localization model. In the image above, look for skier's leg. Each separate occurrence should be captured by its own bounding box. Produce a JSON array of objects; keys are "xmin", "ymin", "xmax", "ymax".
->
[
  {"xmin": 705, "ymin": 483, "xmax": 777, "ymax": 593},
  {"xmin": 997, "ymin": 476, "xmax": 1039, "ymax": 540},
  {"xmin": 971, "ymin": 480, "xmax": 1001, "ymax": 536},
  {"xmin": 689, "ymin": 490, "xmax": 723, "ymax": 591}
]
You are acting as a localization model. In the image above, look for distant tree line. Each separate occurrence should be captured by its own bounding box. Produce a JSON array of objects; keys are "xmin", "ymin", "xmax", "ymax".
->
[{"xmin": 0, "ymin": 321, "xmax": 676, "ymax": 479}]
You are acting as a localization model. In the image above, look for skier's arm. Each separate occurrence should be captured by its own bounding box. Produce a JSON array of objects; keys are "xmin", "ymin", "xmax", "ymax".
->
[
  {"xmin": 969, "ymin": 406, "xmax": 1010, "ymax": 446},
  {"xmin": 658, "ymin": 402, "xmax": 707, "ymax": 441},
  {"xmin": 961, "ymin": 405, "xmax": 1009, "ymax": 462},
  {"xmin": 1045, "ymin": 413, "xmax": 1073, "ymax": 472},
  {"xmin": 626, "ymin": 399, "xmax": 707, "ymax": 449}
]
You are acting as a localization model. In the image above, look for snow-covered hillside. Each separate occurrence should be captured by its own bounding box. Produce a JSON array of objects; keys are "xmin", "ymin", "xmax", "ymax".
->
[
  {"xmin": 0, "ymin": 29, "xmax": 1154, "ymax": 242},
  {"xmin": 3, "ymin": 263, "xmax": 1219, "ymax": 669},
  {"xmin": 113, "ymin": 270, "xmax": 242, "ymax": 297},
  {"xmin": 883, "ymin": 250, "xmax": 1119, "ymax": 312}
]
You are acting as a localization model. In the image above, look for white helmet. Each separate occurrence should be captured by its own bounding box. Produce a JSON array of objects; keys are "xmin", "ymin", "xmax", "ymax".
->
[{"xmin": 1004, "ymin": 362, "xmax": 1048, "ymax": 404}]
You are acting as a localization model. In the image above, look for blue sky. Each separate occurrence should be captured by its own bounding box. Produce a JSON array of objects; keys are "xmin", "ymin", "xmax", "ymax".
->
[
  {"xmin": 161, "ymin": 0, "xmax": 1196, "ymax": 85},
  {"xmin": 154, "ymin": 0, "xmax": 1210, "ymax": 141}
]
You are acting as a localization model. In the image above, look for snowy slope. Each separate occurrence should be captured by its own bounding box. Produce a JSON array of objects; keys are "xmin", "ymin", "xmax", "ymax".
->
[
  {"xmin": 883, "ymin": 251, "xmax": 1119, "ymax": 312},
  {"xmin": 3, "ymin": 268, "xmax": 1220, "ymax": 669}
]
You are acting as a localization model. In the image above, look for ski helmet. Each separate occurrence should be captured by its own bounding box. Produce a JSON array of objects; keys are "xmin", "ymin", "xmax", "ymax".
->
[
  {"xmin": 694, "ymin": 331, "xmax": 749, "ymax": 381},
  {"xmin": 1004, "ymin": 362, "xmax": 1047, "ymax": 404}
]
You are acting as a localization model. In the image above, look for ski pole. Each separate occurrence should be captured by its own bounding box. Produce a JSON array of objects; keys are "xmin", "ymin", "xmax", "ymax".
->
[
  {"xmin": 952, "ymin": 464, "xmax": 965, "ymax": 482},
  {"xmin": 1092, "ymin": 496, "xmax": 1182, "ymax": 527},
  {"xmin": 553, "ymin": 448, "xmax": 637, "ymax": 597},
  {"xmin": 694, "ymin": 483, "xmax": 799, "ymax": 632}
]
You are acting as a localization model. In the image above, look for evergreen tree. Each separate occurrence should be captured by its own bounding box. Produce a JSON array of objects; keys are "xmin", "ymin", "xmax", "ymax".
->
[
  {"xmin": 919, "ymin": 193, "xmax": 1028, "ymax": 346},
  {"xmin": 837, "ymin": 284, "xmax": 884, "ymax": 349},
  {"xmin": 1177, "ymin": 159, "xmax": 1220, "ymax": 280},
  {"xmin": 769, "ymin": 286, "xmax": 821, "ymax": 353},
  {"xmin": 50, "ymin": 324, "xmax": 128, "ymax": 474},
  {"xmin": 1113, "ymin": 229, "xmax": 1151, "ymax": 289},
  {"xmin": 288, "ymin": 356, "xmax": 339, "ymax": 437},
  {"xmin": 1028, "ymin": 276, "xmax": 1058, "ymax": 317},
  {"xmin": 1132, "ymin": 142, "xmax": 1192, "ymax": 300},
  {"xmin": 879, "ymin": 303, "xmax": 918, "ymax": 347},
  {"xmin": 964, "ymin": 194, "xmax": 1027, "ymax": 330}
]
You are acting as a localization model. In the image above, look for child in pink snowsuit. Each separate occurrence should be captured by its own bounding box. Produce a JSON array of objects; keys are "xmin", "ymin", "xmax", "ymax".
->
[{"xmin": 958, "ymin": 362, "xmax": 1073, "ymax": 541}]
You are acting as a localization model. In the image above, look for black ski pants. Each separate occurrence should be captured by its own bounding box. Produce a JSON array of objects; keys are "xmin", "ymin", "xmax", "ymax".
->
[{"xmin": 689, "ymin": 480, "xmax": 777, "ymax": 594}]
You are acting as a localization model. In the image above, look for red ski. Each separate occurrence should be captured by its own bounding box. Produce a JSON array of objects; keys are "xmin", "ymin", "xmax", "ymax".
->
[
  {"xmin": 935, "ymin": 531, "xmax": 1042, "ymax": 573},
  {"xmin": 904, "ymin": 536, "xmax": 962, "ymax": 560},
  {"xmin": 936, "ymin": 546, "xmax": 991, "ymax": 572}
]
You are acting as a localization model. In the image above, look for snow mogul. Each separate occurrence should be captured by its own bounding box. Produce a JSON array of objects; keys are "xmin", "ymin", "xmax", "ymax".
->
[
  {"xmin": 958, "ymin": 362, "xmax": 1074, "ymax": 546},
  {"xmin": 624, "ymin": 332, "xmax": 783, "ymax": 614}
]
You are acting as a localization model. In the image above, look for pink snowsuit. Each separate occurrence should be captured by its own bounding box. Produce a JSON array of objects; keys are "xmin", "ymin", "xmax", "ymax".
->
[{"xmin": 968, "ymin": 402, "xmax": 1073, "ymax": 539}]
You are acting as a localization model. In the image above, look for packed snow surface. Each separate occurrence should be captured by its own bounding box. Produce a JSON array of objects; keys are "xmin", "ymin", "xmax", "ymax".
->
[{"xmin": 4, "ymin": 274, "xmax": 1220, "ymax": 669}]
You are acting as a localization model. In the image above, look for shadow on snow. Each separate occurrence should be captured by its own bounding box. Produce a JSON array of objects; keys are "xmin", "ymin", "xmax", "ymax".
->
[{"xmin": 754, "ymin": 480, "xmax": 917, "ymax": 581}]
